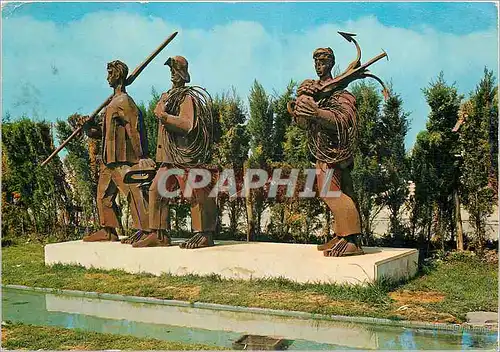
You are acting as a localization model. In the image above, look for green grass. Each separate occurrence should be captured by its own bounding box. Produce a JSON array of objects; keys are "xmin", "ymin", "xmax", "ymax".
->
[
  {"xmin": 399, "ymin": 253, "xmax": 498, "ymax": 321},
  {"xmin": 1, "ymin": 322, "xmax": 218, "ymax": 350},
  {"xmin": 2, "ymin": 244, "xmax": 498, "ymax": 323}
]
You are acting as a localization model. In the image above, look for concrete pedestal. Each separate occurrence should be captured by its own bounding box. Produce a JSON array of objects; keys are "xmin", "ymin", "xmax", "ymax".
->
[{"xmin": 45, "ymin": 240, "xmax": 418, "ymax": 285}]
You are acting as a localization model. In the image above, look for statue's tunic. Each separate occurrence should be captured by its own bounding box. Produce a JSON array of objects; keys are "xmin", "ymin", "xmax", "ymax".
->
[
  {"xmin": 102, "ymin": 93, "xmax": 145, "ymax": 164},
  {"xmin": 94, "ymin": 92, "xmax": 149, "ymax": 231},
  {"xmin": 308, "ymin": 89, "xmax": 357, "ymax": 167},
  {"xmin": 155, "ymin": 91, "xmax": 195, "ymax": 165},
  {"xmin": 295, "ymin": 88, "xmax": 361, "ymax": 238},
  {"xmin": 149, "ymin": 89, "xmax": 217, "ymax": 233}
]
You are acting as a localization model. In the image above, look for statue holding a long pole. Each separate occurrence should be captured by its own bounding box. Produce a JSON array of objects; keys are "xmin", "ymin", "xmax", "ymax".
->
[{"xmin": 43, "ymin": 32, "xmax": 178, "ymax": 242}]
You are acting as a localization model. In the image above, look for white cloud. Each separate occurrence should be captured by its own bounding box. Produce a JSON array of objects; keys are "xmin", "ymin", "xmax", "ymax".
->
[{"xmin": 2, "ymin": 12, "xmax": 498, "ymax": 147}]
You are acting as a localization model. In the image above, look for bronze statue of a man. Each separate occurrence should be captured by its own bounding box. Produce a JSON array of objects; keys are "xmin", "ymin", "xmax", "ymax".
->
[
  {"xmin": 131, "ymin": 55, "xmax": 217, "ymax": 248},
  {"xmin": 292, "ymin": 48, "xmax": 364, "ymax": 257},
  {"xmin": 75, "ymin": 60, "xmax": 152, "ymax": 241}
]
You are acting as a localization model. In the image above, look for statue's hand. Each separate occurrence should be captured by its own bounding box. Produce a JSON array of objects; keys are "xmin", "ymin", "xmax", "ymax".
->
[
  {"xmin": 295, "ymin": 95, "xmax": 318, "ymax": 118},
  {"xmin": 154, "ymin": 105, "xmax": 164, "ymax": 119},
  {"xmin": 154, "ymin": 93, "xmax": 169, "ymax": 118},
  {"xmin": 138, "ymin": 158, "xmax": 156, "ymax": 169},
  {"xmin": 297, "ymin": 79, "xmax": 320, "ymax": 97},
  {"xmin": 68, "ymin": 114, "xmax": 92, "ymax": 130}
]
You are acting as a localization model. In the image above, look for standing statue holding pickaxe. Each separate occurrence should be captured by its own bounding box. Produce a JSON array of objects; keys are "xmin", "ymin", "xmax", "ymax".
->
[
  {"xmin": 288, "ymin": 31, "xmax": 388, "ymax": 257},
  {"xmin": 43, "ymin": 32, "xmax": 178, "ymax": 242}
]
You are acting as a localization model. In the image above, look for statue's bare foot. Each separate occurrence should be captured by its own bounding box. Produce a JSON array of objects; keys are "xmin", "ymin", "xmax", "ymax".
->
[
  {"xmin": 132, "ymin": 231, "xmax": 171, "ymax": 248},
  {"xmin": 83, "ymin": 228, "xmax": 118, "ymax": 242},
  {"xmin": 317, "ymin": 235, "xmax": 340, "ymax": 251},
  {"xmin": 323, "ymin": 235, "xmax": 364, "ymax": 257},
  {"xmin": 179, "ymin": 233, "xmax": 214, "ymax": 249},
  {"xmin": 121, "ymin": 230, "xmax": 148, "ymax": 244}
]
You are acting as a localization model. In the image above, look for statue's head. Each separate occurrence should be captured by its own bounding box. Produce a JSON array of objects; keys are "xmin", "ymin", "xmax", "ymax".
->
[
  {"xmin": 313, "ymin": 48, "xmax": 335, "ymax": 79},
  {"xmin": 165, "ymin": 56, "xmax": 190, "ymax": 87},
  {"xmin": 107, "ymin": 60, "xmax": 129, "ymax": 88}
]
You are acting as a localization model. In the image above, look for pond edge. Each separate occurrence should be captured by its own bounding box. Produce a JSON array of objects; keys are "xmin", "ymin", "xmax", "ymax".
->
[{"xmin": 3, "ymin": 284, "xmax": 496, "ymax": 334}]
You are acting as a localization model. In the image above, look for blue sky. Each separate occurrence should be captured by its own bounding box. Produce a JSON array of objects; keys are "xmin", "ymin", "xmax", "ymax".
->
[{"xmin": 2, "ymin": 2, "xmax": 498, "ymax": 149}]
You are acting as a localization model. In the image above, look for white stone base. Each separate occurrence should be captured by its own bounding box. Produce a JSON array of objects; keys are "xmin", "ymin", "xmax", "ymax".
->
[{"xmin": 44, "ymin": 240, "xmax": 418, "ymax": 285}]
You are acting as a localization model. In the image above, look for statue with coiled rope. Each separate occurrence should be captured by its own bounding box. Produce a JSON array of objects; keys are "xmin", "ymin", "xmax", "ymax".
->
[
  {"xmin": 130, "ymin": 55, "xmax": 217, "ymax": 248},
  {"xmin": 287, "ymin": 31, "xmax": 389, "ymax": 257},
  {"xmin": 161, "ymin": 86, "xmax": 213, "ymax": 167}
]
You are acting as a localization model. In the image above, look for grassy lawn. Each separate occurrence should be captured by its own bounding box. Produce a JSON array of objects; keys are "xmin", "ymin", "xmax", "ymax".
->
[
  {"xmin": 395, "ymin": 252, "xmax": 499, "ymax": 322},
  {"xmin": 1, "ymin": 322, "xmax": 218, "ymax": 350},
  {"xmin": 2, "ymin": 244, "xmax": 498, "ymax": 324}
]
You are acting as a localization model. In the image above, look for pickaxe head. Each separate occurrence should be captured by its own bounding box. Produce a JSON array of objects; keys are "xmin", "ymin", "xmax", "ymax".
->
[
  {"xmin": 382, "ymin": 49, "xmax": 389, "ymax": 61},
  {"xmin": 338, "ymin": 31, "xmax": 357, "ymax": 42}
]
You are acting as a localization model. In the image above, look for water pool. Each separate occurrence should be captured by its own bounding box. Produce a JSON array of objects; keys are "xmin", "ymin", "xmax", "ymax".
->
[{"xmin": 2, "ymin": 287, "xmax": 497, "ymax": 350}]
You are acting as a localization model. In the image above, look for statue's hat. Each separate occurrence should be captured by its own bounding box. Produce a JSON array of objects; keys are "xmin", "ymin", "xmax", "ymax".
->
[{"xmin": 165, "ymin": 56, "xmax": 190, "ymax": 83}]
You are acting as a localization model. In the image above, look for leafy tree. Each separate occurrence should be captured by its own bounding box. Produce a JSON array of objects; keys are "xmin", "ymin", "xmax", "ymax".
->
[
  {"xmin": 271, "ymin": 81, "xmax": 296, "ymax": 162},
  {"xmin": 2, "ymin": 119, "xmax": 73, "ymax": 241},
  {"xmin": 211, "ymin": 89, "xmax": 250, "ymax": 236},
  {"xmin": 138, "ymin": 87, "xmax": 161, "ymax": 160},
  {"xmin": 247, "ymin": 80, "xmax": 275, "ymax": 163},
  {"xmin": 459, "ymin": 69, "xmax": 497, "ymax": 251},
  {"xmin": 55, "ymin": 119, "xmax": 99, "ymax": 231},
  {"xmin": 215, "ymin": 89, "xmax": 250, "ymax": 167},
  {"xmin": 421, "ymin": 72, "xmax": 462, "ymax": 248},
  {"xmin": 490, "ymin": 86, "xmax": 499, "ymax": 188},
  {"xmin": 351, "ymin": 82, "xmax": 384, "ymax": 244},
  {"xmin": 410, "ymin": 131, "xmax": 439, "ymax": 249},
  {"xmin": 282, "ymin": 125, "xmax": 311, "ymax": 167},
  {"xmin": 377, "ymin": 88, "xmax": 410, "ymax": 242},
  {"xmin": 246, "ymin": 80, "xmax": 274, "ymax": 239}
]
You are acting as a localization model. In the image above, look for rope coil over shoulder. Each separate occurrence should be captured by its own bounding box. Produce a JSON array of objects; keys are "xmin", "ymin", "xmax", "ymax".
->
[
  {"xmin": 307, "ymin": 90, "xmax": 357, "ymax": 165},
  {"xmin": 163, "ymin": 86, "xmax": 213, "ymax": 167}
]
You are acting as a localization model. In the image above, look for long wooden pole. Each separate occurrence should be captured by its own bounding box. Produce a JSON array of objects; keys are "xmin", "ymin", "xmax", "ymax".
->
[{"xmin": 41, "ymin": 31, "xmax": 178, "ymax": 166}]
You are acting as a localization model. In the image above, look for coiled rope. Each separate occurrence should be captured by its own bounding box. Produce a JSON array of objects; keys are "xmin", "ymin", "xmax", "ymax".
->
[
  {"xmin": 163, "ymin": 86, "xmax": 213, "ymax": 167},
  {"xmin": 306, "ymin": 91, "xmax": 357, "ymax": 165}
]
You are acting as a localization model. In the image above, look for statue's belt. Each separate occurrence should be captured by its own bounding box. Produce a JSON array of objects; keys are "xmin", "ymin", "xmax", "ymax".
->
[
  {"xmin": 123, "ymin": 164, "xmax": 221, "ymax": 184},
  {"xmin": 123, "ymin": 168, "xmax": 157, "ymax": 184}
]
